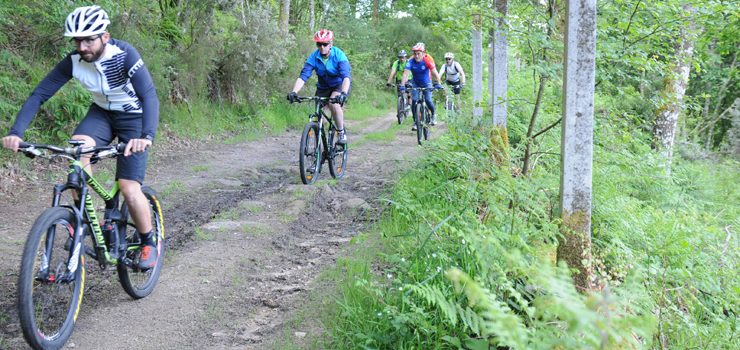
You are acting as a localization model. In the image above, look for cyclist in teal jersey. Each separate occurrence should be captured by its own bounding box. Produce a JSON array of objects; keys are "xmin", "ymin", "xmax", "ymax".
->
[{"xmin": 288, "ymin": 29, "xmax": 351, "ymax": 144}]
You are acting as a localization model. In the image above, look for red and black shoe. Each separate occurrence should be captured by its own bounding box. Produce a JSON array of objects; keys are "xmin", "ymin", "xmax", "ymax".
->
[{"xmin": 138, "ymin": 232, "xmax": 158, "ymax": 270}]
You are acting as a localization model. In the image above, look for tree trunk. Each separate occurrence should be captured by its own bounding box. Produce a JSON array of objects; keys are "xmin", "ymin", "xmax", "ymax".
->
[
  {"xmin": 472, "ymin": 13, "xmax": 483, "ymax": 119},
  {"xmin": 522, "ymin": 0, "xmax": 557, "ymax": 176},
  {"xmin": 491, "ymin": 0, "xmax": 508, "ymax": 127},
  {"xmin": 350, "ymin": 0, "xmax": 358, "ymax": 19},
  {"xmin": 373, "ymin": 0, "xmax": 379, "ymax": 25},
  {"xmin": 652, "ymin": 3, "xmax": 696, "ymax": 173},
  {"xmin": 558, "ymin": 0, "xmax": 597, "ymax": 292},
  {"xmin": 278, "ymin": 0, "xmax": 291, "ymax": 33},
  {"xmin": 721, "ymin": 98, "xmax": 740, "ymax": 158},
  {"xmin": 309, "ymin": 0, "xmax": 315, "ymax": 31},
  {"xmin": 522, "ymin": 77, "xmax": 547, "ymax": 175},
  {"xmin": 489, "ymin": 0, "xmax": 509, "ymax": 165}
]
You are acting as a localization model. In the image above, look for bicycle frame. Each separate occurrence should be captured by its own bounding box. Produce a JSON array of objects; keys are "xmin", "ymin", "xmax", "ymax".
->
[
  {"xmin": 26, "ymin": 144, "xmax": 131, "ymax": 281},
  {"xmin": 309, "ymin": 97, "xmax": 337, "ymax": 128},
  {"xmin": 54, "ymin": 161, "xmax": 125, "ymax": 266},
  {"xmin": 409, "ymin": 86, "xmax": 436, "ymax": 117}
]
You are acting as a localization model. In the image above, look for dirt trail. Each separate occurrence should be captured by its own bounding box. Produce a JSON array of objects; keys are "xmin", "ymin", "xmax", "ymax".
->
[{"xmin": 0, "ymin": 110, "xmax": 433, "ymax": 349}]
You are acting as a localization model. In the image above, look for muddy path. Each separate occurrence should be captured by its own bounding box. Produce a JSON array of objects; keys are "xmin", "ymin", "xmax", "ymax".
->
[{"xmin": 0, "ymin": 110, "xmax": 437, "ymax": 349}]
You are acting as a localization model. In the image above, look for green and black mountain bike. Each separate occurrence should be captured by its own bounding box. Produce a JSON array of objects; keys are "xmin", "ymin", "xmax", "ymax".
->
[
  {"xmin": 15, "ymin": 140, "xmax": 165, "ymax": 350},
  {"xmin": 293, "ymin": 96, "xmax": 349, "ymax": 184}
]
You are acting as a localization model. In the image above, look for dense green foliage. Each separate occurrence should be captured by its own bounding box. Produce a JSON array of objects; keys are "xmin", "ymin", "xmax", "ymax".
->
[{"xmin": 314, "ymin": 101, "xmax": 737, "ymax": 349}]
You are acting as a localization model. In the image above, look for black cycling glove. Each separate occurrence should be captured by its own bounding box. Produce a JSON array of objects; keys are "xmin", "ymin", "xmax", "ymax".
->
[{"xmin": 336, "ymin": 92, "xmax": 348, "ymax": 106}]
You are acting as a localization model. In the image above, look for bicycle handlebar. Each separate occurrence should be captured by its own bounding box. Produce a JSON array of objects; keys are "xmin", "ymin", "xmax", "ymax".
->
[
  {"xmin": 18, "ymin": 142, "xmax": 126, "ymax": 160},
  {"xmin": 405, "ymin": 86, "xmax": 443, "ymax": 91},
  {"xmin": 293, "ymin": 96, "xmax": 341, "ymax": 104}
]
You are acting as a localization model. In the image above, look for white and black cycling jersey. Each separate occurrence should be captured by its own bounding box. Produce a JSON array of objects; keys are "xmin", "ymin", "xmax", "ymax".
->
[
  {"xmin": 440, "ymin": 62, "xmax": 463, "ymax": 83},
  {"xmin": 10, "ymin": 38, "xmax": 159, "ymax": 139}
]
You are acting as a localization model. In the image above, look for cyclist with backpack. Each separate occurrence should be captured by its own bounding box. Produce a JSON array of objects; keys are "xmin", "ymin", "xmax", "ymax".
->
[
  {"xmin": 438, "ymin": 52, "xmax": 466, "ymax": 94},
  {"xmin": 399, "ymin": 42, "xmax": 444, "ymax": 128},
  {"xmin": 386, "ymin": 50, "xmax": 412, "ymax": 115}
]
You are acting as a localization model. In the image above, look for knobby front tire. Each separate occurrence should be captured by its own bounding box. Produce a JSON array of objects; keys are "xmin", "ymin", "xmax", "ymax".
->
[
  {"xmin": 416, "ymin": 104, "xmax": 424, "ymax": 145},
  {"xmin": 397, "ymin": 95, "xmax": 405, "ymax": 124},
  {"xmin": 118, "ymin": 186, "xmax": 166, "ymax": 299},
  {"xmin": 18, "ymin": 207, "xmax": 84, "ymax": 350},
  {"xmin": 327, "ymin": 127, "xmax": 348, "ymax": 179},
  {"xmin": 299, "ymin": 122, "xmax": 322, "ymax": 184}
]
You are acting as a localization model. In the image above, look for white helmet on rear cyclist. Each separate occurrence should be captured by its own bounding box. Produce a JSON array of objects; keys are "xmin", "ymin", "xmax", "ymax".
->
[
  {"xmin": 64, "ymin": 6, "xmax": 110, "ymax": 37},
  {"xmin": 444, "ymin": 52, "xmax": 454, "ymax": 59}
]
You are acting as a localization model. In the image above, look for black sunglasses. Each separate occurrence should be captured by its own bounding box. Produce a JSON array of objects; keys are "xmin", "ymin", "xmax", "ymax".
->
[{"xmin": 316, "ymin": 42, "xmax": 330, "ymax": 47}]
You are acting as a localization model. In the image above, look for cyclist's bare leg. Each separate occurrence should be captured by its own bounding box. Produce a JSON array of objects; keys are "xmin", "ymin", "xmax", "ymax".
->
[
  {"xmin": 120, "ymin": 179, "xmax": 153, "ymax": 234},
  {"xmin": 68, "ymin": 135, "xmax": 96, "ymax": 204},
  {"xmin": 71, "ymin": 135, "xmax": 96, "ymax": 174},
  {"xmin": 328, "ymin": 90, "xmax": 344, "ymax": 130}
]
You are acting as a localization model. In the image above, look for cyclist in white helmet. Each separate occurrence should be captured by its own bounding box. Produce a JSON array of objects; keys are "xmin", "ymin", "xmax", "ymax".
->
[
  {"xmin": 3, "ymin": 6, "xmax": 161, "ymax": 270},
  {"xmin": 438, "ymin": 52, "xmax": 466, "ymax": 95}
]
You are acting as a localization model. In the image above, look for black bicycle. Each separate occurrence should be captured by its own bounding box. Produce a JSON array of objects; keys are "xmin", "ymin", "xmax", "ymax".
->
[
  {"xmin": 390, "ymin": 83, "xmax": 411, "ymax": 124},
  {"xmin": 292, "ymin": 96, "xmax": 349, "ymax": 184},
  {"xmin": 408, "ymin": 86, "xmax": 442, "ymax": 145},
  {"xmin": 15, "ymin": 141, "xmax": 165, "ymax": 350}
]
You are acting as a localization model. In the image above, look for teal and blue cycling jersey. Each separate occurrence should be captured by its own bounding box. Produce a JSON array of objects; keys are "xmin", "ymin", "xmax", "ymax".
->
[{"xmin": 299, "ymin": 46, "xmax": 352, "ymax": 89}]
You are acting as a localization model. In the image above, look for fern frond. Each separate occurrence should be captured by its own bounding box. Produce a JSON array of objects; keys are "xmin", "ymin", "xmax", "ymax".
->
[
  {"xmin": 407, "ymin": 283, "xmax": 459, "ymax": 326},
  {"xmin": 446, "ymin": 268, "xmax": 529, "ymax": 349}
]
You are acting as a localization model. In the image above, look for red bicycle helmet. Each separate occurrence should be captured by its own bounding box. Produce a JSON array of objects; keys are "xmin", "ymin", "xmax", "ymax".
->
[
  {"xmin": 313, "ymin": 29, "xmax": 334, "ymax": 42},
  {"xmin": 412, "ymin": 42, "xmax": 426, "ymax": 52}
]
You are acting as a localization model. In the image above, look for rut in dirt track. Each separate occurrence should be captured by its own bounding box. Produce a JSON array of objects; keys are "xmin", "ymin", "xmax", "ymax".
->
[{"xmin": 0, "ymin": 110, "xmax": 432, "ymax": 349}]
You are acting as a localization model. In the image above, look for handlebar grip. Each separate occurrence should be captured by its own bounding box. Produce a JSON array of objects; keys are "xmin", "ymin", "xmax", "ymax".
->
[
  {"xmin": 116, "ymin": 143, "xmax": 127, "ymax": 153},
  {"xmin": 18, "ymin": 142, "xmax": 31, "ymax": 149}
]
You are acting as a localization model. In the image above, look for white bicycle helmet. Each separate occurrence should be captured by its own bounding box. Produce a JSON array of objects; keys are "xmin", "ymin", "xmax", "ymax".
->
[
  {"xmin": 64, "ymin": 6, "xmax": 110, "ymax": 37},
  {"xmin": 444, "ymin": 52, "xmax": 454, "ymax": 59}
]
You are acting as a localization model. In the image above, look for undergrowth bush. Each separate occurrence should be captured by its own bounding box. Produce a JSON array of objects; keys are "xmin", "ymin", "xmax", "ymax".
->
[{"xmin": 321, "ymin": 111, "xmax": 738, "ymax": 349}]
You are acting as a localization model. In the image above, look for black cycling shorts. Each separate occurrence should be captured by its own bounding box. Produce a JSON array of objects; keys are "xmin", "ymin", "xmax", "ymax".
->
[
  {"xmin": 73, "ymin": 104, "xmax": 148, "ymax": 183},
  {"xmin": 445, "ymin": 80, "xmax": 462, "ymax": 95},
  {"xmin": 315, "ymin": 84, "xmax": 351, "ymax": 99}
]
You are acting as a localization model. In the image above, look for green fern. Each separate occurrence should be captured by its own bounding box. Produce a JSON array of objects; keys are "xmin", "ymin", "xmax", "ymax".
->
[
  {"xmin": 446, "ymin": 268, "xmax": 529, "ymax": 349},
  {"xmin": 407, "ymin": 283, "xmax": 459, "ymax": 326}
]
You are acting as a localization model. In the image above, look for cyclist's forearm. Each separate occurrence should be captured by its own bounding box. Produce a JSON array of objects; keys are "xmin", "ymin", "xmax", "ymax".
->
[
  {"xmin": 341, "ymin": 78, "xmax": 350, "ymax": 93},
  {"xmin": 431, "ymin": 69, "xmax": 443, "ymax": 84},
  {"xmin": 11, "ymin": 59, "xmax": 72, "ymax": 137},
  {"xmin": 387, "ymin": 70, "xmax": 396, "ymax": 84},
  {"xmin": 401, "ymin": 70, "xmax": 410, "ymax": 85},
  {"xmin": 291, "ymin": 78, "xmax": 306, "ymax": 93}
]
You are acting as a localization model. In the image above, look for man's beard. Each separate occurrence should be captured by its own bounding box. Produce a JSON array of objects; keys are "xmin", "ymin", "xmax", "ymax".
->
[{"xmin": 80, "ymin": 45, "xmax": 105, "ymax": 62}]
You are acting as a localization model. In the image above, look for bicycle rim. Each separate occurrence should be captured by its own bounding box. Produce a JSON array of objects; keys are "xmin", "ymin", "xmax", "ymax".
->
[
  {"xmin": 118, "ymin": 186, "xmax": 166, "ymax": 299},
  {"xmin": 416, "ymin": 105, "xmax": 424, "ymax": 145},
  {"xmin": 298, "ymin": 122, "xmax": 322, "ymax": 184},
  {"xmin": 18, "ymin": 207, "xmax": 84, "ymax": 350},
  {"xmin": 328, "ymin": 127, "xmax": 348, "ymax": 179}
]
